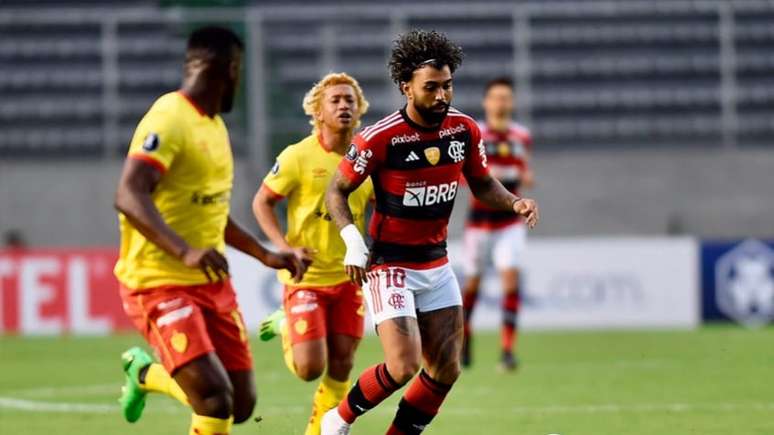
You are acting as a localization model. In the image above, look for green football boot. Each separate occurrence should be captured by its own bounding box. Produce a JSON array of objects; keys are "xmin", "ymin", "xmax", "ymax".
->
[
  {"xmin": 119, "ymin": 346, "xmax": 153, "ymax": 423},
  {"xmin": 259, "ymin": 308, "xmax": 286, "ymax": 342}
]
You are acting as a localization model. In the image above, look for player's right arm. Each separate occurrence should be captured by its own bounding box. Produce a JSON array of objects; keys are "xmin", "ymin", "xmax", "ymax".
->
[
  {"xmin": 252, "ymin": 150, "xmax": 313, "ymax": 270},
  {"xmin": 115, "ymin": 110, "xmax": 228, "ymax": 281},
  {"xmin": 114, "ymin": 159, "xmax": 229, "ymax": 281},
  {"xmin": 326, "ymin": 138, "xmax": 383, "ymax": 286}
]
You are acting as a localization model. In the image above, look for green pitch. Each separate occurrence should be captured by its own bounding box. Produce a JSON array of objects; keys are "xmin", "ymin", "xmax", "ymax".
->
[{"xmin": 1, "ymin": 325, "xmax": 773, "ymax": 434}]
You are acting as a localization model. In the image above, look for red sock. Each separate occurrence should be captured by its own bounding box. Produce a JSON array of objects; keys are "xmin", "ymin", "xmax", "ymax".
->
[
  {"xmin": 387, "ymin": 370, "xmax": 452, "ymax": 435},
  {"xmin": 501, "ymin": 291, "xmax": 519, "ymax": 353},
  {"xmin": 338, "ymin": 363, "xmax": 401, "ymax": 424}
]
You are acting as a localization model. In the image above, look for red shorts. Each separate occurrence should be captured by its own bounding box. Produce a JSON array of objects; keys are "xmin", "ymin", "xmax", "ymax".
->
[
  {"xmin": 283, "ymin": 281, "xmax": 365, "ymax": 345},
  {"xmin": 120, "ymin": 280, "xmax": 253, "ymax": 374}
]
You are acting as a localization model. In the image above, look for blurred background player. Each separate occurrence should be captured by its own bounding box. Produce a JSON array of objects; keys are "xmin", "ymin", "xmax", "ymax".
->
[
  {"xmin": 252, "ymin": 72, "xmax": 373, "ymax": 435},
  {"xmin": 2, "ymin": 229, "xmax": 26, "ymax": 252},
  {"xmin": 113, "ymin": 26, "xmax": 306, "ymax": 435},
  {"xmin": 461, "ymin": 77, "xmax": 534, "ymax": 371},
  {"xmin": 322, "ymin": 30, "xmax": 539, "ymax": 434}
]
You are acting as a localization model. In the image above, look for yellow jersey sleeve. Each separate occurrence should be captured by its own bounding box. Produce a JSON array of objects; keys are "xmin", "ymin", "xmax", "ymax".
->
[
  {"xmin": 364, "ymin": 177, "xmax": 375, "ymax": 201},
  {"xmin": 127, "ymin": 108, "xmax": 183, "ymax": 172},
  {"xmin": 263, "ymin": 146, "xmax": 300, "ymax": 198}
]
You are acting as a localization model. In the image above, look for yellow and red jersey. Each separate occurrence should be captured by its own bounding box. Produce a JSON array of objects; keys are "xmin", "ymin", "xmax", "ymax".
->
[
  {"xmin": 262, "ymin": 134, "xmax": 373, "ymax": 288},
  {"xmin": 114, "ymin": 91, "xmax": 234, "ymax": 290}
]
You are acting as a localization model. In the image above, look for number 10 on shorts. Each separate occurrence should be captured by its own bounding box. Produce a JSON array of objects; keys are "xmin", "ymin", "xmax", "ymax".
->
[{"xmin": 366, "ymin": 267, "xmax": 414, "ymax": 322}]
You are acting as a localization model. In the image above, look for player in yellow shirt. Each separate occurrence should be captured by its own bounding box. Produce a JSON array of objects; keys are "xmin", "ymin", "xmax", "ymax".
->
[
  {"xmin": 252, "ymin": 72, "xmax": 372, "ymax": 435},
  {"xmin": 114, "ymin": 27, "xmax": 306, "ymax": 435}
]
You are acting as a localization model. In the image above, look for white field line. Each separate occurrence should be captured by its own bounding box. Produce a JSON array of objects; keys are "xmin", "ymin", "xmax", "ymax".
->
[
  {"xmin": 2, "ymin": 395, "xmax": 773, "ymax": 416},
  {"xmin": 0, "ymin": 397, "xmax": 118, "ymax": 413},
  {"xmin": 4, "ymin": 383, "xmax": 119, "ymax": 398},
  {"xmin": 0, "ymin": 397, "xmax": 306, "ymax": 414}
]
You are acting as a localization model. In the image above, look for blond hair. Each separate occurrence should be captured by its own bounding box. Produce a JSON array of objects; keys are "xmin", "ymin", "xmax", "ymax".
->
[{"xmin": 302, "ymin": 72, "xmax": 369, "ymax": 134}]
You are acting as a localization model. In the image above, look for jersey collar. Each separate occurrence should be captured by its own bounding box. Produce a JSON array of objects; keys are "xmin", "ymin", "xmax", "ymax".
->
[
  {"xmin": 178, "ymin": 90, "xmax": 208, "ymax": 117},
  {"xmin": 317, "ymin": 133, "xmax": 334, "ymax": 153},
  {"xmin": 400, "ymin": 106, "xmax": 446, "ymax": 133}
]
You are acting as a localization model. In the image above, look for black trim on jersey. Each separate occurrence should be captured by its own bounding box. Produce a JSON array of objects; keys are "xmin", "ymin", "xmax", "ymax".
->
[
  {"xmin": 399, "ymin": 107, "xmax": 445, "ymax": 133},
  {"xmin": 385, "ymin": 134, "xmax": 471, "ymax": 170},
  {"xmin": 370, "ymin": 241, "xmax": 447, "ymax": 265},
  {"xmin": 375, "ymin": 191, "xmax": 455, "ymax": 220},
  {"xmin": 467, "ymin": 209, "xmax": 518, "ymax": 223}
]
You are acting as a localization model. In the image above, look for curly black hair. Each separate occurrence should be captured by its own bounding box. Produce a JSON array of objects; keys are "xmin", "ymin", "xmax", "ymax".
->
[{"xmin": 389, "ymin": 29, "xmax": 464, "ymax": 90}]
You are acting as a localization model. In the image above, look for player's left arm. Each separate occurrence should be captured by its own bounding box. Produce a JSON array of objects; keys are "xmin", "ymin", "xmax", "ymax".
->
[
  {"xmin": 224, "ymin": 216, "xmax": 307, "ymax": 282},
  {"xmin": 465, "ymin": 173, "xmax": 538, "ymax": 228}
]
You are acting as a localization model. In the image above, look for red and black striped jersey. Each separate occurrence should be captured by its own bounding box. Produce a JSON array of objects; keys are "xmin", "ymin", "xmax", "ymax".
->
[
  {"xmin": 339, "ymin": 107, "xmax": 489, "ymax": 268},
  {"xmin": 467, "ymin": 121, "xmax": 532, "ymax": 230}
]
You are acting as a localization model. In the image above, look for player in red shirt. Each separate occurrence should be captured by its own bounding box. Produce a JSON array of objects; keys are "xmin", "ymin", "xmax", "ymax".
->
[
  {"xmin": 322, "ymin": 30, "xmax": 539, "ymax": 434},
  {"xmin": 461, "ymin": 77, "xmax": 534, "ymax": 371}
]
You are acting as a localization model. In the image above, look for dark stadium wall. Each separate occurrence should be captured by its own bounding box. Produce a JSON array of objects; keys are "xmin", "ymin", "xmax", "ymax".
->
[{"xmin": 1, "ymin": 147, "xmax": 773, "ymax": 247}]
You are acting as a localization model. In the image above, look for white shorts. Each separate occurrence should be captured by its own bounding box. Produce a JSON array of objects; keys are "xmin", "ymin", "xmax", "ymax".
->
[
  {"xmin": 364, "ymin": 262, "xmax": 462, "ymax": 326},
  {"xmin": 462, "ymin": 223, "xmax": 527, "ymax": 277}
]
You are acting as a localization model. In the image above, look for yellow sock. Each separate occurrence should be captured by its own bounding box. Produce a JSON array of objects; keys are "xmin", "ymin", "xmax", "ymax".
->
[
  {"xmin": 141, "ymin": 363, "xmax": 189, "ymax": 406},
  {"xmin": 280, "ymin": 320, "xmax": 298, "ymax": 377},
  {"xmin": 304, "ymin": 375, "xmax": 351, "ymax": 435},
  {"xmin": 189, "ymin": 414, "xmax": 233, "ymax": 435}
]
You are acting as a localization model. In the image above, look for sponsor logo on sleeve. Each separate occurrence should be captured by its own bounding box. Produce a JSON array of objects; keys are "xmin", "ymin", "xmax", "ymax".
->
[
  {"xmin": 345, "ymin": 143, "xmax": 358, "ymax": 161},
  {"xmin": 354, "ymin": 149, "xmax": 373, "ymax": 174},
  {"xmin": 270, "ymin": 160, "xmax": 280, "ymax": 175},
  {"xmin": 478, "ymin": 140, "xmax": 488, "ymax": 168},
  {"xmin": 142, "ymin": 133, "xmax": 160, "ymax": 152}
]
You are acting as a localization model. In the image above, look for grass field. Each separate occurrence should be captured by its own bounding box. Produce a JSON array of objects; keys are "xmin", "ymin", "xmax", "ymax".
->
[{"xmin": 1, "ymin": 325, "xmax": 773, "ymax": 435}]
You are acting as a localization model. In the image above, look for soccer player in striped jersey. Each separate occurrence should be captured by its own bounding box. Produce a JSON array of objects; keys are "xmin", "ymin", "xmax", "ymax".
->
[
  {"xmin": 321, "ymin": 30, "xmax": 539, "ymax": 435},
  {"xmin": 253, "ymin": 73, "xmax": 373, "ymax": 435},
  {"xmin": 461, "ymin": 77, "xmax": 534, "ymax": 371}
]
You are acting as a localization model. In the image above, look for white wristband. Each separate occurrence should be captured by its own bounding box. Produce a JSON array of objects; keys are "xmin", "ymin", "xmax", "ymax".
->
[{"xmin": 340, "ymin": 224, "xmax": 369, "ymax": 268}]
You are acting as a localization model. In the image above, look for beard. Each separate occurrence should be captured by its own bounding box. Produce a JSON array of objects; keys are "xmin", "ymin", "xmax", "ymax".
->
[{"xmin": 413, "ymin": 101, "xmax": 449, "ymax": 126}]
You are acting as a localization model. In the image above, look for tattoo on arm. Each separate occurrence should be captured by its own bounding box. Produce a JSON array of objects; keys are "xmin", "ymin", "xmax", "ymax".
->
[
  {"xmin": 466, "ymin": 173, "xmax": 519, "ymax": 211},
  {"xmin": 325, "ymin": 171, "xmax": 360, "ymax": 230}
]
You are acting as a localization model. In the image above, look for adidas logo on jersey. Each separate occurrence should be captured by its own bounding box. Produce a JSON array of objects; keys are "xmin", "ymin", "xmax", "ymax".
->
[
  {"xmin": 402, "ymin": 181, "xmax": 458, "ymax": 207},
  {"xmin": 405, "ymin": 151, "xmax": 420, "ymax": 162}
]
